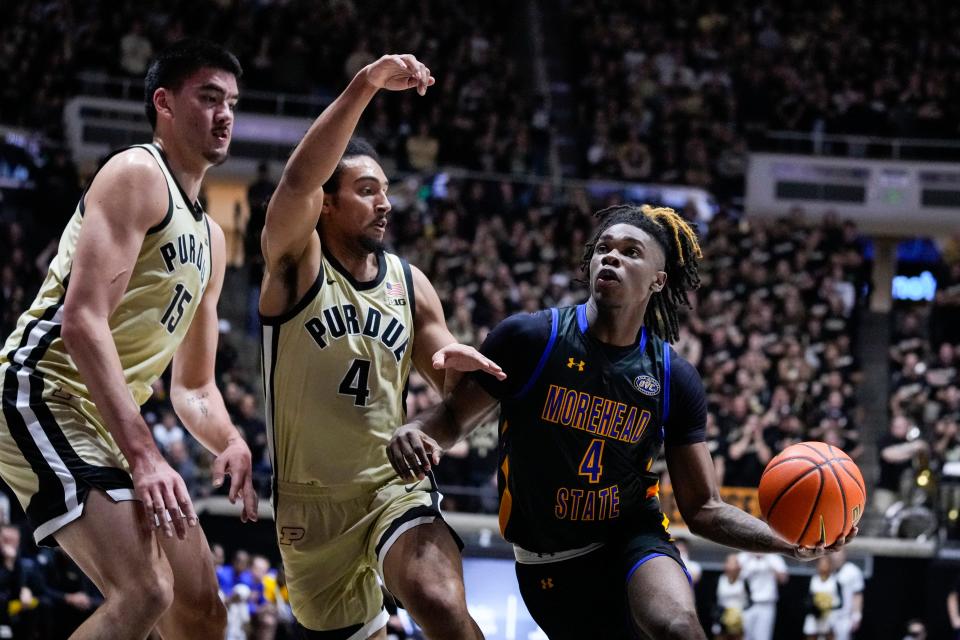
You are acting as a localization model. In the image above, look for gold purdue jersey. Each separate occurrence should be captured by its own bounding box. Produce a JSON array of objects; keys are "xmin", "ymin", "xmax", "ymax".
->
[
  {"xmin": 0, "ymin": 143, "xmax": 212, "ymax": 406},
  {"xmin": 261, "ymin": 249, "xmax": 416, "ymax": 490}
]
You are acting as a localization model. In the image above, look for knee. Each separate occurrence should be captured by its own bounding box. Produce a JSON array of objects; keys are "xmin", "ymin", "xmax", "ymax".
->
[
  {"xmin": 193, "ymin": 597, "xmax": 228, "ymax": 635},
  {"xmin": 115, "ymin": 562, "xmax": 176, "ymax": 618},
  {"xmin": 176, "ymin": 585, "xmax": 227, "ymax": 634},
  {"xmin": 398, "ymin": 576, "xmax": 468, "ymax": 625}
]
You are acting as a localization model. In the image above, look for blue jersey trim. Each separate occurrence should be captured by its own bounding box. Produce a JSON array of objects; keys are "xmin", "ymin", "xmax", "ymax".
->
[
  {"xmin": 626, "ymin": 552, "xmax": 693, "ymax": 586},
  {"xmin": 637, "ymin": 326, "xmax": 647, "ymax": 353},
  {"xmin": 662, "ymin": 342, "xmax": 671, "ymax": 440},
  {"xmin": 512, "ymin": 308, "xmax": 559, "ymax": 399},
  {"xmin": 576, "ymin": 303, "xmax": 588, "ymax": 334}
]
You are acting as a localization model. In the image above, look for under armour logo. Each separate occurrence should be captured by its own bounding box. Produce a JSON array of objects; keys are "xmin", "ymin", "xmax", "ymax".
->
[
  {"xmin": 540, "ymin": 578, "xmax": 554, "ymax": 590},
  {"xmin": 567, "ymin": 358, "xmax": 585, "ymax": 372}
]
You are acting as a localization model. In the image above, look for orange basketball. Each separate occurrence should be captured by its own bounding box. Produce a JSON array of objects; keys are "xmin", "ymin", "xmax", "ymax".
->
[{"xmin": 758, "ymin": 441, "xmax": 867, "ymax": 547}]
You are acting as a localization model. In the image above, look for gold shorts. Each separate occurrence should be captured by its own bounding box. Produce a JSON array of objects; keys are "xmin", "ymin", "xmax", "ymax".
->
[
  {"xmin": 0, "ymin": 366, "xmax": 135, "ymax": 545},
  {"xmin": 275, "ymin": 474, "xmax": 461, "ymax": 635}
]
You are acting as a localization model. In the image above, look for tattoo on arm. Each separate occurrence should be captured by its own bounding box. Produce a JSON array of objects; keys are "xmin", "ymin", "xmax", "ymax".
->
[
  {"xmin": 700, "ymin": 502, "xmax": 777, "ymax": 552},
  {"xmin": 187, "ymin": 391, "xmax": 210, "ymax": 418}
]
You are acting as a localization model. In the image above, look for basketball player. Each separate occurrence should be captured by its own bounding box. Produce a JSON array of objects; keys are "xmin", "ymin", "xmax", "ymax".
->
[
  {"xmin": 0, "ymin": 39, "xmax": 258, "ymax": 638},
  {"xmin": 388, "ymin": 204, "xmax": 855, "ymax": 640},
  {"xmin": 259, "ymin": 54, "xmax": 502, "ymax": 639}
]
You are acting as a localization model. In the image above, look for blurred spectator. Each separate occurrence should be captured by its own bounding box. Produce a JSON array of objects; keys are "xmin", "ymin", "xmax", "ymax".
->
[
  {"xmin": 245, "ymin": 162, "xmax": 276, "ymax": 336},
  {"xmin": 713, "ymin": 553, "xmax": 749, "ymax": 640},
  {"xmin": 152, "ymin": 409, "xmax": 185, "ymax": 453},
  {"xmin": 119, "ymin": 20, "xmax": 153, "ymax": 76},
  {"xmin": 831, "ymin": 549, "xmax": 864, "ymax": 640},
  {"xmin": 675, "ymin": 538, "xmax": 701, "ymax": 585},
  {"xmin": 875, "ymin": 415, "xmax": 929, "ymax": 516},
  {"xmin": 218, "ymin": 549, "xmax": 256, "ymax": 596},
  {"xmin": 166, "ymin": 439, "xmax": 199, "ymax": 497},
  {"xmin": 226, "ymin": 582, "xmax": 253, "ymax": 640},
  {"xmin": 932, "ymin": 263, "xmax": 960, "ymax": 346},
  {"xmin": 903, "ymin": 619, "xmax": 927, "ymax": 640},
  {"xmin": 738, "ymin": 552, "xmax": 787, "ymax": 640},
  {"xmin": 802, "ymin": 557, "xmax": 841, "ymax": 640},
  {"xmin": 0, "ymin": 525, "xmax": 43, "ymax": 638},
  {"xmin": 36, "ymin": 547, "xmax": 102, "ymax": 638},
  {"xmin": 948, "ymin": 575, "xmax": 960, "ymax": 639}
]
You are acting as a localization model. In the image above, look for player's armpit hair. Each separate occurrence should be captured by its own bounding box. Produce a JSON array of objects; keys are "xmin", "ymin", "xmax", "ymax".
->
[{"xmin": 580, "ymin": 204, "xmax": 702, "ymax": 343}]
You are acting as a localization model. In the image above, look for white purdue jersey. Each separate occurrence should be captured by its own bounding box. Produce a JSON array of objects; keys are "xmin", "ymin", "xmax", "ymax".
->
[
  {"xmin": 0, "ymin": 143, "xmax": 212, "ymax": 406},
  {"xmin": 262, "ymin": 249, "xmax": 416, "ymax": 490}
]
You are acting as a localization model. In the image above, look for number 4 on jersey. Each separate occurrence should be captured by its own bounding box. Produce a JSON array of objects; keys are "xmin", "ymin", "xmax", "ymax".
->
[
  {"xmin": 578, "ymin": 438, "xmax": 605, "ymax": 484},
  {"xmin": 338, "ymin": 359, "xmax": 371, "ymax": 407}
]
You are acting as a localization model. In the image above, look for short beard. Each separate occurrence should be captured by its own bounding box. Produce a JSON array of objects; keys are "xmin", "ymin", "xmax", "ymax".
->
[{"xmin": 358, "ymin": 235, "xmax": 383, "ymax": 253}]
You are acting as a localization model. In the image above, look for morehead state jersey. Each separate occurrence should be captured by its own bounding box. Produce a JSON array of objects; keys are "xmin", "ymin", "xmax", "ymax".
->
[
  {"xmin": 0, "ymin": 143, "xmax": 211, "ymax": 407},
  {"xmin": 497, "ymin": 305, "xmax": 672, "ymax": 552}
]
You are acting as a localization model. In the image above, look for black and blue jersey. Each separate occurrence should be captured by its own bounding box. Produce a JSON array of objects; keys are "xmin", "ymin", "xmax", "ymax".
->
[{"xmin": 473, "ymin": 304, "xmax": 707, "ymax": 553}]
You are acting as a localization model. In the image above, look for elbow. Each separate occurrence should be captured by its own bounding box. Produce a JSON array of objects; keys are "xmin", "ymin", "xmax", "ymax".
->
[
  {"xmin": 59, "ymin": 304, "xmax": 91, "ymax": 354},
  {"xmin": 683, "ymin": 497, "xmax": 722, "ymax": 536}
]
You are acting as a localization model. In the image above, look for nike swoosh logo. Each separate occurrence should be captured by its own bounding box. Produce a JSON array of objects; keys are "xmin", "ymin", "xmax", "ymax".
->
[{"xmin": 404, "ymin": 482, "xmax": 420, "ymax": 493}]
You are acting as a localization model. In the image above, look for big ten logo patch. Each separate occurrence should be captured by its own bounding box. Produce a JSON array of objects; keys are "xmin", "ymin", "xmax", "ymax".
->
[{"xmin": 279, "ymin": 526, "xmax": 306, "ymax": 545}]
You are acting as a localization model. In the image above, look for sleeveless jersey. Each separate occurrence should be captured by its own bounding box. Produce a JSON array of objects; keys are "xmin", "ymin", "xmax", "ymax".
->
[
  {"xmin": 261, "ymin": 249, "xmax": 416, "ymax": 490},
  {"xmin": 0, "ymin": 143, "xmax": 212, "ymax": 406},
  {"xmin": 497, "ymin": 304, "xmax": 672, "ymax": 552}
]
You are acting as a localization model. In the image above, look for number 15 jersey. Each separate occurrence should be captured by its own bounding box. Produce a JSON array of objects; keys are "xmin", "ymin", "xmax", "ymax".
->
[
  {"xmin": 0, "ymin": 143, "xmax": 211, "ymax": 407},
  {"xmin": 261, "ymin": 249, "xmax": 415, "ymax": 490}
]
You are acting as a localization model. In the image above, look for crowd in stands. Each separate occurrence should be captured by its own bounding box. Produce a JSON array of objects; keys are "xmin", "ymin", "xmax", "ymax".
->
[
  {"xmin": 0, "ymin": 0, "xmax": 546, "ymax": 175},
  {"xmin": 883, "ymin": 249, "xmax": 960, "ymax": 534},
  {"xmin": 355, "ymin": 174, "xmax": 870, "ymax": 509},
  {"xmin": 562, "ymin": 0, "xmax": 960, "ymax": 182}
]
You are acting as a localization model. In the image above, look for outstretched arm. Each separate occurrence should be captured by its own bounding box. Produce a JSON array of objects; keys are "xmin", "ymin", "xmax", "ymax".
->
[
  {"xmin": 170, "ymin": 221, "xmax": 258, "ymax": 523},
  {"xmin": 261, "ymin": 55, "xmax": 434, "ymax": 275},
  {"xmin": 666, "ymin": 442, "xmax": 854, "ymax": 560},
  {"xmin": 387, "ymin": 376, "xmax": 500, "ymax": 482},
  {"xmin": 409, "ymin": 265, "xmax": 504, "ymax": 393}
]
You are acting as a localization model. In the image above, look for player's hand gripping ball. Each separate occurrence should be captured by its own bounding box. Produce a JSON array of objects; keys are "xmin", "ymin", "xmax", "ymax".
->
[{"xmin": 758, "ymin": 441, "xmax": 866, "ymax": 547}]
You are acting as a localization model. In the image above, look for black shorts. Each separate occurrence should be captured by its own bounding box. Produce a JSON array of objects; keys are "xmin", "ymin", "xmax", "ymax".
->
[{"xmin": 515, "ymin": 531, "xmax": 691, "ymax": 640}]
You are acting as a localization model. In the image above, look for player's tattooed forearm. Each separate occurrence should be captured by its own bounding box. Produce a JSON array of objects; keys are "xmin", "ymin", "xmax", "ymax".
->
[
  {"xmin": 707, "ymin": 504, "xmax": 775, "ymax": 551},
  {"xmin": 187, "ymin": 391, "xmax": 211, "ymax": 417}
]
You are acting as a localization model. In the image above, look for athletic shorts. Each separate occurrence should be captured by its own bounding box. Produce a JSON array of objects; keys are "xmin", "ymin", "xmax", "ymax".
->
[
  {"xmin": 514, "ymin": 530, "xmax": 691, "ymax": 640},
  {"xmin": 276, "ymin": 472, "xmax": 462, "ymax": 637},
  {"xmin": 0, "ymin": 366, "xmax": 135, "ymax": 546}
]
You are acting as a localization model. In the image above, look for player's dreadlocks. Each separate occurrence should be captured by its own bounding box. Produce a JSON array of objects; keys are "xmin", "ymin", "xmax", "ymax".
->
[{"xmin": 580, "ymin": 204, "xmax": 702, "ymax": 343}]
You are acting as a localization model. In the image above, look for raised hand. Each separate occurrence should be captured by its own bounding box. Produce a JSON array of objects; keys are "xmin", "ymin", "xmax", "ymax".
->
[
  {"xmin": 363, "ymin": 54, "xmax": 435, "ymax": 95},
  {"xmin": 432, "ymin": 343, "xmax": 506, "ymax": 380}
]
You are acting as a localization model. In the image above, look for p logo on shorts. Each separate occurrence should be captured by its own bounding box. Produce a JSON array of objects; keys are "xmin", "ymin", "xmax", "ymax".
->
[{"xmin": 279, "ymin": 526, "xmax": 306, "ymax": 545}]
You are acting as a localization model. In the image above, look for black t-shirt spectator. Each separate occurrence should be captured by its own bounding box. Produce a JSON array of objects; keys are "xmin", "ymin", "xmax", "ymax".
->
[{"xmin": 877, "ymin": 433, "xmax": 912, "ymax": 492}]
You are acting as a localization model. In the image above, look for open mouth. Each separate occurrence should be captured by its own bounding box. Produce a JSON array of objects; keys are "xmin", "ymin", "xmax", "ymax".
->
[
  {"xmin": 372, "ymin": 219, "xmax": 387, "ymax": 230},
  {"xmin": 212, "ymin": 128, "xmax": 230, "ymax": 142},
  {"xmin": 596, "ymin": 268, "xmax": 620, "ymax": 285}
]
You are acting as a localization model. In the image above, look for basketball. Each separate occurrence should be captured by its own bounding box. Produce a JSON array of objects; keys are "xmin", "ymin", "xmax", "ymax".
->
[{"xmin": 758, "ymin": 441, "xmax": 867, "ymax": 547}]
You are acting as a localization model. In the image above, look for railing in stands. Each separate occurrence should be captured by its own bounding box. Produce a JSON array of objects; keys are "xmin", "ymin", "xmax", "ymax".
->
[
  {"xmin": 76, "ymin": 71, "xmax": 333, "ymax": 118},
  {"xmin": 760, "ymin": 130, "xmax": 960, "ymax": 162}
]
